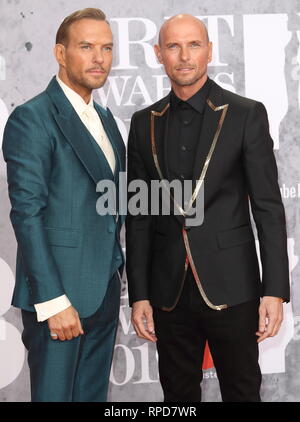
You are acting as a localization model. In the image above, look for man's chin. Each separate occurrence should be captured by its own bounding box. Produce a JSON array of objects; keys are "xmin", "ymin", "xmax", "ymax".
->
[
  {"xmin": 174, "ymin": 78, "xmax": 200, "ymax": 87},
  {"xmin": 92, "ymin": 82, "xmax": 107, "ymax": 89},
  {"xmin": 85, "ymin": 76, "xmax": 108, "ymax": 90}
]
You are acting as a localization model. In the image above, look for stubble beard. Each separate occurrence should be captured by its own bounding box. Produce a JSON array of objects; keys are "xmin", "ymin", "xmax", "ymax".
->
[
  {"xmin": 172, "ymin": 76, "xmax": 200, "ymax": 87},
  {"xmin": 169, "ymin": 64, "xmax": 209, "ymax": 88},
  {"xmin": 67, "ymin": 68, "xmax": 110, "ymax": 92},
  {"xmin": 82, "ymin": 72, "xmax": 109, "ymax": 90}
]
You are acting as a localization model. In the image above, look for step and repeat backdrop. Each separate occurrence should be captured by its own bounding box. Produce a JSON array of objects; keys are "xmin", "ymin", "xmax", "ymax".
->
[{"xmin": 0, "ymin": 0, "xmax": 300, "ymax": 402}]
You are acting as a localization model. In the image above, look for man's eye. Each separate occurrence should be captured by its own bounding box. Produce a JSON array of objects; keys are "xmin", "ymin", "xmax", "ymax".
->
[
  {"xmin": 104, "ymin": 46, "xmax": 112, "ymax": 52},
  {"xmin": 168, "ymin": 44, "xmax": 178, "ymax": 50},
  {"xmin": 191, "ymin": 43, "xmax": 201, "ymax": 48},
  {"xmin": 81, "ymin": 45, "xmax": 91, "ymax": 50}
]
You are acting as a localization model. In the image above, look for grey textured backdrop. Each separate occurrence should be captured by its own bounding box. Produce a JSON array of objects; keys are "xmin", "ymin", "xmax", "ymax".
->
[{"xmin": 0, "ymin": 0, "xmax": 300, "ymax": 402}]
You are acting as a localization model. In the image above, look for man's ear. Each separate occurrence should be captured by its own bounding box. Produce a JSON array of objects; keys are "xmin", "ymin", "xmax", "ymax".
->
[
  {"xmin": 154, "ymin": 44, "xmax": 163, "ymax": 64},
  {"xmin": 54, "ymin": 44, "xmax": 66, "ymax": 67},
  {"xmin": 207, "ymin": 41, "xmax": 213, "ymax": 64}
]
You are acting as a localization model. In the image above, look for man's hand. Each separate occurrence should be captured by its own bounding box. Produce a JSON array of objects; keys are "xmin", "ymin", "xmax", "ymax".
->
[
  {"xmin": 47, "ymin": 306, "xmax": 84, "ymax": 341},
  {"xmin": 256, "ymin": 296, "xmax": 284, "ymax": 343},
  {"xmin": 131, "ymin": 300, "xmax": 157, "ymax": 342}
]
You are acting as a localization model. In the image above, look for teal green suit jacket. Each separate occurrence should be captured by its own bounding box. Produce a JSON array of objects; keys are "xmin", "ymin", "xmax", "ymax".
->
[{"xmin": 2, "ymin": 77, "xmax": 126, "ymax": 318}]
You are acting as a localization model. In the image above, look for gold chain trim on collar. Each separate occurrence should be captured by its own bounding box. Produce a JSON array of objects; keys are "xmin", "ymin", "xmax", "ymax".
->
[{"xmin": 150, "ymin": 99, "xmax": 229, "ymax": 217}]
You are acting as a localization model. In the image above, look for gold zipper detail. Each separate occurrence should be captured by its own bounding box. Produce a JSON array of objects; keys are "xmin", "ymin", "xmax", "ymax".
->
[
  {"xmin": 161, "ymin": 257, "xmax": 189, "ymax": 311},
  {"xmin": 182, "ymin": 228, "xmax": 227, "ymax": 311},
  {"xmin": 150, "ymin": 99, "xmax": 229, "ymax": 311},
  {"xmin": 151, "ymin": 100, "xmax": 228, "ymax": 217}
]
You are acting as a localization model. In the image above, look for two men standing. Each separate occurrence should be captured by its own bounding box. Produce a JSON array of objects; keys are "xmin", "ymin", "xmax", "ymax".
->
[{"xmin": 2, "ymin": 9, "xmax": 289, "ymax": 402}]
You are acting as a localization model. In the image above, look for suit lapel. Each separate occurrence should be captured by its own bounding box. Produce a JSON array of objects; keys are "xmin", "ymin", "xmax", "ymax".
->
[
  {"xmin": 54, "ymin": 112, "xmax": 107, "ymax": 186},
  {"xmin": 94, "ymin": 104, "xmax": 125, "ymax": 181},
  {"xmin": 151, "ymin": 95, "xmax": 186, "ymax": 225},
  {"xmin": 94, "ymin": 104, "xmax": 127, "ymax": 226},
  {"xmin": 150, "ymin": 95, "xmax": 171, "ymax": 181},
  {"xmin": 46, "ymin": 77, "xmax": 112, "ymax": 185},
  {"xmin": 192, "ymin": 81, "xmax": 229, "ymax": 183},
  {"xmin": 149, "ymin": 82, "xmax": 229, "ymax": 225}
]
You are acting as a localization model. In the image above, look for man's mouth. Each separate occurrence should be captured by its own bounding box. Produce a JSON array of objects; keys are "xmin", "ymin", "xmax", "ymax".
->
[
  {"xmin": 176, "ymin": 67, "xmax": 194, "ymax": 72},
  {"xmin": 87, "ymin": 68, "xmax": 106, "ymax": 74}
]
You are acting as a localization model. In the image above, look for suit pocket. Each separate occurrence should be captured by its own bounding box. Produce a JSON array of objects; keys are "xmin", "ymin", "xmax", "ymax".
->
[
  {"xmin": 217, "ymin": 224, "xmax": 254, "ymax": 249},
  {"xmin": 44, "ymin": 227, "xmax": 79, "ymax": 248}
]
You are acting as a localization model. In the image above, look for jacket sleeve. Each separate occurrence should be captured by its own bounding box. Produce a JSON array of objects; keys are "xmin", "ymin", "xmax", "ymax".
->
[
  {"xmin": 243, "ymin": 101, "xmax": 290, "ymax": 301},
  {"xmin": 2, "ymin": 104, "xmax": 66, "ymax": 304},
  {"xmin": 125, "ymin": 112, "xmax": 154, "ymax": 306}
]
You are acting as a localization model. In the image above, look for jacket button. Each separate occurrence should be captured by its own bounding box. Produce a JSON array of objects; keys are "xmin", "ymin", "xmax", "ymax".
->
[{"xmin": 108, "ymin": 227, "xmax": 114, "ymax": 233}]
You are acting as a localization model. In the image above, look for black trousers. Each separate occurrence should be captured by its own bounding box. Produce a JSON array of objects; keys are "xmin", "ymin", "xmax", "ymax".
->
[{"xmin": 153, "ymin": 267, "xmax": 262, "ymax": 402}]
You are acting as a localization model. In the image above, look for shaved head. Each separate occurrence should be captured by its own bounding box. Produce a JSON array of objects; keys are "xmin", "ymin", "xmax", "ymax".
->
[
  {"xmin": 158, "ymin": 14, "xmax": 209, "ymax": 46},
  {"xmin": 154, "ymin": 13, "xmax": 212, "ymax": 100}
]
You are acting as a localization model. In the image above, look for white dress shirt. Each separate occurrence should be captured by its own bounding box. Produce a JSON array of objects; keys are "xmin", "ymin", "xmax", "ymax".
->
[{"xmin": 34, "ymin": 75, "xmax": 116, "ymax": 322}]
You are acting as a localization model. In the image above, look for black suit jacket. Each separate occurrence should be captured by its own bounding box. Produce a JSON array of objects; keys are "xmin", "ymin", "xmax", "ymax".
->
[{"xmin": 126, "ymin": 80, "xmax": 290, "ymax": 310}]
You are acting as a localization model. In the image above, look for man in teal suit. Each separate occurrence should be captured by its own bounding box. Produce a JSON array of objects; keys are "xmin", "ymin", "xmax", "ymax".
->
[{"xmin": 2, "ymin": 8, "xmax": 125, "ymax": 402}]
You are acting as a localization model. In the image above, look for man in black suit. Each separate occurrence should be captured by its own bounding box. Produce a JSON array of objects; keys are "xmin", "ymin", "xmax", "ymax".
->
[{"xmin": 125, "ymin": 14, "xmax": 290, "ymax": 402}]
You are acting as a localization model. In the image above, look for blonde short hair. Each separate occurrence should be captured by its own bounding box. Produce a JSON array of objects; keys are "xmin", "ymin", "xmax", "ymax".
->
[{"xmin": 56, "ymin": 8, "xmax": 108, "ymax": 46}]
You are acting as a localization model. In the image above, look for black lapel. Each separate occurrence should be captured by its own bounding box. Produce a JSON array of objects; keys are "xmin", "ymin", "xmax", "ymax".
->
[
  {"xmin": 192, "ymin": 81, "xmax": 228, "ymax": 183},
  {"xmin": 151, "ymin": 94, "xmax": 171, "ymax": 180},
  {"xmin": 151, "ymin": 94, "xmax": 185, "ymax": 226},
  {"xmin": 149, "ymin": 82, "xmax": 229, "ymax": 227},
  {"xmin": 46, "ymin": 77, "xmax": 107, "ymax": 185}
]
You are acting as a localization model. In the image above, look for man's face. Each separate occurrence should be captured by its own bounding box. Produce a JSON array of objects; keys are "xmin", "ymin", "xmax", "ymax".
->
[
  {"xmin": 58, "ymin": 18, "xmax": 113, "ymax": 94},
  {"xmin": 155, "ymin": 18, "xmax": 212, "ymax": 90}
]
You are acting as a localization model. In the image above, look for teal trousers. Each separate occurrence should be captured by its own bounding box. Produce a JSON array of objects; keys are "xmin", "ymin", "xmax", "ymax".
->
[{"xmin": 21, "ymin": 273, "xmax": 120, "ymax": 402}]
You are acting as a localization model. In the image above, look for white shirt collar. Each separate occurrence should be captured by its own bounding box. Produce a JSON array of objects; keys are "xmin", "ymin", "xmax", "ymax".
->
[{"xmin": 56, "ymin": 75, "xmax": 94, "ymax": 116}]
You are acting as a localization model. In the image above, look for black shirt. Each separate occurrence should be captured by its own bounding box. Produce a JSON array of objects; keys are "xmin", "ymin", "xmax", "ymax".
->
[{"xmin": 168, "ymin": 77, "xmax": 212, "ymax": 182}]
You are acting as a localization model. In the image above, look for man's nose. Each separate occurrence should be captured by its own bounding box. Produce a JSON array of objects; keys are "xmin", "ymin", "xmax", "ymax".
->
[
  {"xmin": 92, "ymin": 48, "xmax": 104, "ymax": 63},
  {"xmin": 179, "ymin": 46, "xmax": 191, "ymax": 61}
]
